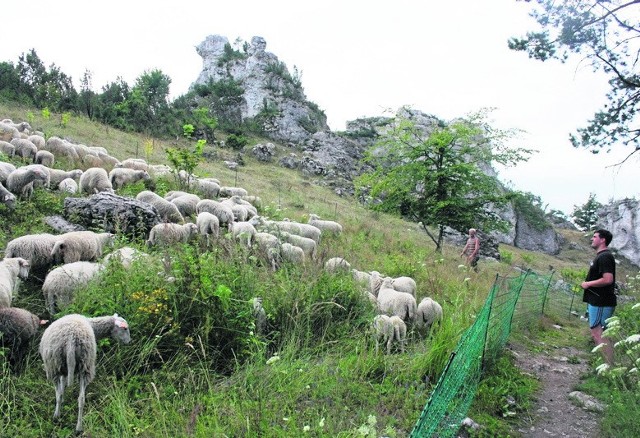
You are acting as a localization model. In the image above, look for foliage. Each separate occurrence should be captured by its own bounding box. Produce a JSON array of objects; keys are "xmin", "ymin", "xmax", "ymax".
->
[
  {"xmin": 510, "ymin": 0, "xmax": 640, "ymax": 158},
  {"xmin": 572, "ymin": 193, "xmax": 602, "ymax": 231},
  {"xmin": 226, "ymin": 130, "xmax": 249, "ymax": 151},
  {"xmin": 166, "ymin": 124, "xmax": 205, "ymax": 188},
  {"xmin": 217, "ymin": 42, "xmax": 248, "ymax": 66},
  {"xmin": 511, "ymin": 190, "xmax": 551, "ymax": 232},
  {"xmin": 355, "ymin": 107, "xmax": 532, "ymax": 251}
]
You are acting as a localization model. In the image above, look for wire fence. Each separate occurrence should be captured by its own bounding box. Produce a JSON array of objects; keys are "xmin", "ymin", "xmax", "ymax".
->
[{"xmin": 411, "ymin": 269, "xmax": 577, "ymax": 437}]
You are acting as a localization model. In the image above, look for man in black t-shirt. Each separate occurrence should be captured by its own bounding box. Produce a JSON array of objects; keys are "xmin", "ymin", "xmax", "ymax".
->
[{"xmin": 581, "ymin": 229, "xmax": 616, "ymax": 365}]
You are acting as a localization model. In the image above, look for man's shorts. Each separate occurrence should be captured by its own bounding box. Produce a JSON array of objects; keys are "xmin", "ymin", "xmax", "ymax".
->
[{"xmin": 587, "ymin": 304, "xmax": 615, "ymax": 329}]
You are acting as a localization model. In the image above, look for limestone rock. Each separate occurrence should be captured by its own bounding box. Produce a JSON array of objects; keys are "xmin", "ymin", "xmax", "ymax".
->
[
  {"xmin": 252, "ymin": 142, "xmax": 275, "ymax": 162},
  {"xmin": 597, "ymin": 198, "xmax": 640, "ymax": 267}
]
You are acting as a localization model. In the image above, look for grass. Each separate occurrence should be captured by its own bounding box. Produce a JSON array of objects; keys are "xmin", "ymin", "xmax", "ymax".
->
[{"xmin": 1, "ymin": 101, "xmax": 639, "ymax": 436}]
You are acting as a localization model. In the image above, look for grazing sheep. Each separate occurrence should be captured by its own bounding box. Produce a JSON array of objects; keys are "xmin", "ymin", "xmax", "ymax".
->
[
  {"xmin": 0, "ymin": 257, "xmax": 31, "ymax": 308},
  {"xmin": 253, "ymin": 297, "xmax": 267, "ymax": 335},
  {"xmin": 279, "ymin": 231, "xmax": 317, "ymax": 261},
  {"xmin": 108, "ymin": 167, "xmax": 151, "ymax": 190},
  {"xmin": 193, "ymin": 178, "xmax": 221, "ymax": 198},
  {"xmin": 0, "ymin": 140, "xmax": 15, "ymax": 157},
  {"xmin": 98, "ymin": 152, "xmax": 120, "ymax": 169},
  {"xmin": 164, "ymin": 190, "xmax": 192, "ymax": 202},
  {"xmin": 196, "ymin": 211, "xmax": 220, "ymax": 240},
  {"xmin": 39, "ymin": 313, "xmax": 131, "ymax": 433},
  {"xmin": 196, "ymin": 199, "xmax": 234, "ymax": 229},
  {"xmin": 4, "ymin": 233, "xmax": 59, "ymax": 272},
  {"xmin": 391, "ymin": 276, "xmax": 417, "ymax": 297},
  {"xmin": 27, "ymin": 134, "xmax": 45, "ymax": 149},
  {"xmin": 219, "ymin": 185, "xmax": 248, "ymax": 197},
  {"xmin": 324, "ymin": 257, "xmax": 351, "ymax": 273},
  {"xmin": 42, "ymin": 262, "xmax": 105, "ymax": 314},
  {"xmin": 22, "ymin": 164, "xmax": 51, "ymax": 188},
  {"xmin": 147, "ymin": 222, "xmax": 198, "ymax": 246},
  {"xmin": 116, "ymin": 158, "xmax": 149, "ymax": 171},
  {"xmin": 102, "ymin": 247, "xmax": 148, "ymax": 269},
  {"xmin": 254, "ymin": 232, "xmax": 281, "ymax": 271},
  {"xmin": 148, "ymin": 164, "xmax": 173, "ymax": 178},
  {"xmin": 0, "ymin": 182, "xmax": 16, "ymax": 210},
  {"xmin": 0, "ymin": 162, "xmax": 16, "ymax": 184},
  {"xmin": 6, "ymin": 165, "xmax": 49, "ymax": 199},
  {"xmin": 48, "ymin": 168, "xmax": 83, "ymax": 187},
  {"xmin": 241, "ymin": 195, "xmax": 262, "ymax": 209},
  {"xmin": 352, "ymin": 269, "xmax": 373, "ymax": 287},
  {"xmin": 373, "ymin": 314, "xmax": 407, "ymax": 354},
  {"xmin": 249, "ymin": 216, "xmax": 321, "ymax": 243},
  {"xmin": 58, "ymin": 177, "xmax": 78, "ymax": 194},
  {"xmin": 231, "ymin": 221, "xmax": 257, "ymax": 247},
  {"xmin": 377, "ymin": 277, "xmax": 417, "ymax": 323},
  {"xmin": 222, "ymin": 195, "xmax": 258, "ymax": 218},
  {"xmin": 2, "ymin": 120, "xmax": 32, "ymax": 133},
  {"xmin": 280, "ymin": 242, "xmax": 305, "ymax": 265},
  {"xmin": 50, "ymin": 231, "xmax": 115, "ymax": 264},
  {"xmin": 44, "ymin": 136, "xmax": 80, "ymax": 162},
  {"xmin": 79, "ymin": 167, "xmax": 114, "ymax": 195},
  {"xmin": 308, "ymin": 213, "xmax": 343, "ymax": 235},
  {"xmin": 136, "ymin": 190, "xmax": 184, "ymax": 224},
  {"xmin": 10, "ymin": 138, "xmax": 37, "ymax": 161},
  {"xmin": 415, "ymin": 297, "xmax": 443, "ymax": 333},
  {"xmin": 35, "ymin": 150, "xmax": 55, "ymax": 167},
  {"xmin": 0, "ymin": 122, "xmax": 20, "ymax": 141},
  {"xmin": 170, "ymin": 193, "xmax": 201, "ymax": 219},
  {"xmin": 0, "ymin": 307, "xmax": 47, "ymax": 371}
]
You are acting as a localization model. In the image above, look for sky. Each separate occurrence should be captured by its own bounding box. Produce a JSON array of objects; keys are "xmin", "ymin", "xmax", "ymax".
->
[{"xmin": 1, "ymin": 0, "xmax": 637, "ymax": 215}]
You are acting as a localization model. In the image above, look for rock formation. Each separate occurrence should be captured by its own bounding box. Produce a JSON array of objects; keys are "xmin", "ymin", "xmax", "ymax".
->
[{"xmin": 598, "ymin": 198, "xmax": 640, "ymax": 267}]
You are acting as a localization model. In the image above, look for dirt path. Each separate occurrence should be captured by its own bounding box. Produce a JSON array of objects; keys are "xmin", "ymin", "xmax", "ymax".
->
[{"xmin": 509, "ymin": 342, "xmax": 600, "ymax": 438}]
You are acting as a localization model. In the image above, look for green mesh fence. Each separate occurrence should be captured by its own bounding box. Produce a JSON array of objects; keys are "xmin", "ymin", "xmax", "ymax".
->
[{"xmin": 411, "ymin": 270, "xmax": 558, "ymax": 438}]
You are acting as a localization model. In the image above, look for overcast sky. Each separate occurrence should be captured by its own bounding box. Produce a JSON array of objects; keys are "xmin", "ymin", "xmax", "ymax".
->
[{"xmin": 2, "ymin": 0, "xmax": 637, "ymax": 215}]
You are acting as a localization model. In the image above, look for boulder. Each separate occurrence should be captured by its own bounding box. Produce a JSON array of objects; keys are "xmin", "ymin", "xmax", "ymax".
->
[{"xmin": 597, "ymin": 198, "xmax": 640, "ymax": 267}]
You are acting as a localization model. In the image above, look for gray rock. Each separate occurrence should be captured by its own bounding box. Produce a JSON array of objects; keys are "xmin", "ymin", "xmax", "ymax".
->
[
  {"xmin": 597, "ymin": 198, "xmax": 640, "ymax": 267},
  {"xmin": 252, "ymin": 142, "xmax": 275, "ymax": 162},
  {"xmin": 568, "ymin": 391, "xmax": 605, "ymax": 412}
]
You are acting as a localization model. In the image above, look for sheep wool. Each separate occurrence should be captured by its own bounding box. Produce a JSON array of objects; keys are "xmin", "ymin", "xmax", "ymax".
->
[
  {"xmin": 0, "ymin": 257, "xmax": 31, "ymax": 308},
  {"xmin": 79, "ymin": 167, "xmax": 114, "ymax": 195},
  {"xmin": 0, "ymin": 140, "xmax": 15, "ymax": 157},
  {"xmin": 377, "ymin": 278, "xmax": 417, "ymax": 323},
  {"xmin": 109, "ymin": 167, "xmax": 151, "ymax": 190},
  {"xmin": 147, "ymin": 222, "xmax": 198, "ymax": 246},
  {"xmin": 0, "ymin": 182, "xmax": 16, "ymax": 210},
  {"xmin": 6, "ymin": 165, "xmax": 49, "ymax": 199},
  {"xmin": 4, "ymin": 233, "xmax": 59, "ymax": 271},
  {"xmin": 324, "ymin": 257, "xmax": 351, "ymax": 273},
  {"xmin": 416, "ymin": 297, "xmax": 443, "ymax": 332},
  {"xmin": 0, "ymin": 307, "xmax": 46, "ymax": 371},
  {"xmin": 196, "ymin": 199, "xmax": 234, "ymax": 229},
  {"xmin": 0, "ymin": 162, "xmax": 16, "ymax": 183},
  {"xmin": 50, "ymin": 231, "xmax": 115, "ymax": 264},
  {"xmin": 58, "ymin": 177, "xmax": 78, "ymax": 194},
  {"xmin": 42, "ymin": 261, "xmax": 105, "ymax": 314},
  {"xmin": 196, "ymin": 211, "xmax": 220, "ymax": 240},
  {"xmin": 35, "ymin": 150, "xmax": 55, "ymax": 167},
  {"xmin": 39, "ymin": 313, "xmax": 131, "ymax": 432},
  {"xmin": 308, "ymin": 213, "xmax": 343, "ymax": 235},
  {"xmin": 48, "ymin": 168, "xmax": 83, "ymax": 187},
  {"xmin": 136, "ymin": 190, "xmax": 185, "ymax": 224}
]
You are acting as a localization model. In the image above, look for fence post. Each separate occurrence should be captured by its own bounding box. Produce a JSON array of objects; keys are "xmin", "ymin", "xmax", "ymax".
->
[{"xmin": 540, "ymin": 270, "xmax": 555, "ymax": 316}]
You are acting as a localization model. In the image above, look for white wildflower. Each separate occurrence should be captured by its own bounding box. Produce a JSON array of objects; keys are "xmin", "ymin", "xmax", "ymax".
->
[
  {"xmin": 303, "ymin": 425, "xmax": 310, "ymax": 432},
  {"xmin": 592, "ymin": 343, "xmax": 605, "ymax": 353},
  {"xmin": 629, "ymin": 367, "xmax": 638, "ymax": 374},
  {"xmin": 596, "ymin": 363, "xmax": 610, "ymax": 375},
  {"xmin": 631, "ymin": 302, "xmax": 640, "ymax": 310},
  {"xmin": 625, "ymin": 334, "xmax": 640, "ymax": 344},
  {"xmin": 266, "ymin": 354, "xmax": 281, "ymax": 365},
  {"xmin": 319, "ymin": 418, "xmax": 325, "ymax": 428},
  {"xmin": 463, "ymin": 277, "xmax": 471, "ymax": 283},
  {"xmin": 457, "ymin": 264, "xmax": 466, "ymax": 270}
]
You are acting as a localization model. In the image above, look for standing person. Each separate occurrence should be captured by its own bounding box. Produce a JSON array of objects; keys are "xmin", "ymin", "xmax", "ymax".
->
[
  {"xmin": 581, "ymin": 229, "xmax": 616, "ymax": 365},
  {"xmin": 460, "ymin": 228, "xmax": 480, "ymax": 271}
]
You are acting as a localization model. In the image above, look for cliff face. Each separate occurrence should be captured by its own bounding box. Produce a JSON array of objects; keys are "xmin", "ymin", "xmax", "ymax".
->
[{"xmin": 598, "ymin": 198, "xmax": 640, "ymax": 267}]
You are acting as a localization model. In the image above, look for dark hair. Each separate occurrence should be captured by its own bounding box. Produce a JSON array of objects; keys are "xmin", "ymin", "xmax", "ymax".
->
[{"xmin": 595, "ymin": 229, "xmax": 613, "ymax": 246}]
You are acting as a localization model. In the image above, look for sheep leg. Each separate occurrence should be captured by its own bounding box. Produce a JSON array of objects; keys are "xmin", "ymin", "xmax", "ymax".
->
[
  {"xmin": 76, "ymin": 375, "xmax": 87, "ymax": 432},
  {"xmin": 54, "ymin": 376, "xmax": 65, "ymax": 419},
  {"xmin": 386, "ymin": 334, "xmax": 393, "ymax": 355}
]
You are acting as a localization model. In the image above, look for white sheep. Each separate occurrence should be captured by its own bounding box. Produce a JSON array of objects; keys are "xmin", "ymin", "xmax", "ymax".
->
[
  {"xmin": 58, "ymin": 177, "xmax": 78, "ymax": 194},
  {"xmin": 0, "ymin": 182, "xmax": 17, "ymax": 210},
  {"xmin": 39, "ymin": 313, "xmax": 131, "ymax": 433},
  {"xmin": 254, "ymin": 232, "xmax": 281, "ymax": 271},
  {"xmin": 196, "ymin": 199, "xmax": 234, "ymax": 229},
  {"xmin": 324, "ymin": 257, "xmax": 351, "ymax": 273},
  {"xmin": 249, "ymin": 216, "xmax": 321, "ymax": 243},
  {"xmin": 0, "ymin": 257, "xmax": 31, "ymax": 307},
  {"xmin": 280, "ymin": 242, "xmax": 305, "ymax": 265},
  {"xmin": 148, "ymin": 164, "xmax": 173, "ymax": 178},
  {"xmin": 44, "ymin": 136, "xmax": 80, "ymax": 162},
  {"xmin": 196, "ymin": 211, "xmax": 220, "ymax": 241},
  {"xmin": 279, "ymin": 231, "xmax": 317, "ymax": 261},
  {"xmin": 4, "ymin": 233, "xmax": 59, "ymax": 272},
  {"xmin": 222, "ymin": 195, "xmax": 258, "ymax": 218},
  {"xmin": 0, "ymin": 140, "xmax": 15, "ymax": 157},
  {"xmin": 164, "ymin": 190, "xmax": 192, "ymax": 202},
  {"xmin": 170, "ymin": 193, "xmax": 201, "ymax": 219},
  {"xmin": 352, "ymin": 269, "xmax": 373, "ymax": 287},
  {"xmin": 391, "ymin": 276, "xmax": 417, "ymax": 297},
  {"xmin": 308, "ymin": 213, "xmax": 343, "ymax": 235},
  {"xmin": 373, "ymin": 314, "xmax": 407, "ymax": 354},
  {"xmin": 27, "ymin": 134, "xmax": 45, "ymax": 149},
  {"xmin": 2, "ymin": 120, "xmax": 32, "ymax": 133},
  {"xmin": 231, "ymin": 221, "xmax": 257, "ymax": 247},
  {"xmin": 108, "ymin": 168, "xmax": 151, "ymax": 190},
  {"xmin": 10, "ymin": 138, "xmax": 37, "ymax": 161},
  {"xmin": 241, "ymin": 195, "xmax": 262, "ymax": 209},
  {"xmin": 377, "ymin": 277, "xmax": 417, "ymax": 323},
  {"xmin": 136, "ymin": 190, "xmax": 185, "ymax": 224},
  {"xmin": 42, "ymin": 262, "xmax": 105, "ymax": 314},
  {"xmin": 416, "ymin": 297, "xmax": 443, "ymax": 333},
  {"xmin": 22, "ymin": 164, "xmax": 51, "ymax": 188},
  {"xmin": 0, "ymin": 162, "xmax": 16, "ymax": 184},
  {"xmin": 0, "ymin": 307, "xmax": 47, "ymax": 371},
  {"xmin": 48, "ymin": 168, "xmax": 83, "ymax": 187},
  {"xmin": 79, "ymin": 167, "xmax": 114, "ymax": 194},
  {"xmin": 147, "ymin": 222, "xmax": 199, "ymax": 246},
  {"xmin": 5, "ymin": 165, "xmax": 49, "ymax": 199},
  {"xmin": 116, "ymin": 157, "xmax": 149, "ymax": 171},
  {"xmin": 50, "ymin": 231, "xmax": 115, "ymax": 264},
  {"xmin": 0, "ymin": 122, "xmax": 20, "ymax": 141},
  {"xmin": 98, "ymin": 152, "xmax": 120, "ymax": 169},
  {"xmin": 35, "ymin": 150, "xmax": 55, "ymax": 167},
  {"xmin": 219, "ymin": 185, "xmax": 248, "ymax": 197},
  {"xmin": 193, "ymin": 178, "xmax": 221, "ymax": 198},
  {"xmin": 253, "ymin": 297, "xmax": 267, "ymax": 335},
  {"xmin": 102, "ymin": 246, "xmax": 149, "ymax": 269}
]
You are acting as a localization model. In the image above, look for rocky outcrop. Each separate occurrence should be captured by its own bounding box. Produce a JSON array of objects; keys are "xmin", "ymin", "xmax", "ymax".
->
[
  {"xmin": 597, "ymin": 198, "xmax": 640, "ymax": 267},
  {"xmin": 514, "ymin": 211, "xmax": 562, "ymax": 255}
]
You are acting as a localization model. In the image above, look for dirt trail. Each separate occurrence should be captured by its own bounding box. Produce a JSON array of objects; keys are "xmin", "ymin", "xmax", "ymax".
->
[{"xmin": 510, "ymin": 342, "xmax": 600, "ymax": 438}]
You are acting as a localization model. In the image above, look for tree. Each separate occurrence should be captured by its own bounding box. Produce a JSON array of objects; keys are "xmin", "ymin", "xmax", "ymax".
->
[
  {"xmin": 572, "ymin": 193, "xmax": 603, "ymax": 231},
  {"xmin": 355, "ymin": 108, "xmax": 532, "ymax": 251},
  {"xmin": 509, "ymin": 0, "xmax": 640, "ymax": 161},
  {"xmin": 79, "ymin": 69, "xmax": 97, "ymax": 120},
  {"xmin": 125, "ymin": 69, "xmax": 173, "ymax": 136}
]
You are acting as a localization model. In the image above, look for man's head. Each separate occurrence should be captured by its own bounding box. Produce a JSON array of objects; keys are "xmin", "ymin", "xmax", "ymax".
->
[
  {"xmin": 592, "ymin": 229, "xmax": 613, "ymax": 247},
  {"xmin": 469, "ymin": 228, "xmax": 476, "ymax": 236}
]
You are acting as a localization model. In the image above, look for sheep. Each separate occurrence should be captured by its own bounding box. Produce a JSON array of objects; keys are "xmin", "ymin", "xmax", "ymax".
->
[
  {"xmin": 0, "ymin": 257, "xmax": 31, "ymax": 308},
  {"xmin": 22, "ymin": 163, "xmax": 51, "ymax": 188},
  {"xmin": 136, "ymin": 190, "xmax": 185, "ymax": 224},
  {"xmin": 5, "ymin": 165, "xmax": 49, "ymax": 199},
  {"xmin": 0, "ymin": 140, "xmax": 15, "ymax": 157},
  {"xmin": 2, "ymin": 120, "xmax": 32, "ymax": 133},
  {"xmin": 324, "ymin": 257, "xmax": 351, "ymax": 273},
  {"xmin": 4, "ymin": 233, "xmax": 59, "ymax": 272},
  {"xmin": 0, "ymin": 122, "xmax": 20, "ymax": 141},
  {"xmin": 308, "ymin": 213, "xmax": 343, "ymax": 235},
  {"xmin": 352, "ymin": 269, "xmax": 372, "ymax": 287},
  {"xmin": 196, "ymin": 211, "xmax": 220, "ymax": 241},
  {"xmin": 231, "ymin": 221, "xmax": 257, "ymax": 247},
  {"xmin": 241, "ymin": 195, "xmax": 262, "ymax": 209},
  {"xmin": 98, "ymin": 152, "xmax": 120, "ymax": 169},
  {"xmin": 193, "ymin": 178, "xmax": 221, "ymax": 198},
  {"xmin": 377, "ymin": 277, "xmax": 418, "ymax": 324},
  {"xmin": 415, "ymin": 297, "xmax": 443, "ymax": 333},
  {"xmin": 42, "ymin": 262, "xmax": 105, "ymax": 314},
  {"xmin": 389, "ymin": 316, "xmax": 407, "ymax": 353},
  {"xmin": 39, "ymin": 313, "xmax": 131, "ymax": 433},
  {"xmin": 148, "ymin": 164, "xmax": 173, "ymax": 178},
  {"xmin": 0, "ymin": 307, "xmax": 47, "ymax": 371},
  {"xmin": 219, "ymin": 185, "xmax": 248, "ymax": 197},
  {"xmin": 254, "ymin": 232, "xmax": 281, "ymax": 271},
  {"xmin": 253, "ymin": 297, "xmax": 267, "ymax": 335},
  {"xmin": 10, "ymin": 138, "xmax": 38, "ymax": 162},
  {"xmin": 116, "ymin": 158, "xmax": 149, "ymax": 171},
  {"xmin": 278, "ymin": 231, "xmax": 317, "ymax": 261},
  {"xmin": 87, "ymin": 146, "xmax": 108, "ymax": 156},
  {"xmin": 102, "ymin": 246, "xmax": 148, "ymax": 269},
  {"xmin": 79, "ymin": 167, "xmax": 114, "ymax": 195},
  {"xmin": 280, "ymin": 242, "xmax": 305, "ymax": 265},
  {"xmin": 48, "ymin": 168, "xmax": 83, "ymax": 187},
  {"xmin": 196, "ymin": 199, "xmax": 234, "ymax": 229},
  {"xmin": 108, "ymin": 167, "xmax": 151, "ymax": 190},
  {"xmin": 373, "ymin": 314, "xmax": 407, "ymax": 354},
  {"xmin": 284, "ymin": 219, "xmax": 322, "ymax": 243},
  {"xmin": 50, "ymin": 231, "xmax": 115, "ymax": 264},
  {"xmin": 0, "ymin": 162, "xmax": 16, "ymax": 184},
  {"xmin": 164, "ymin": 190, "xmax": 192, "ymax": 202},
  {"xmin": 390, "ymin": 276, "xmax": 417, "ymax": 297},
  {"xmin": 170, "ymin": 193, "xmax": 201, "ymax": 219},
  {"xmin": 221, "ymin": 196, "xmax": 257, "ymax": 220},
  {"xmin": 147, "ymin": 222, "xmax": 199, "ymax": 247},
  {"xmin": 44, "ymin": 136, "xmax": 80, "ymax": 162},
  {"xmin": 58, "ymin": 177, "xmax": 78, "ymax": 194},
  {"xmin": 249, "ymin": 216, "xmax": 321, "ymax": 243},
  {"xmin": 27, "ymin": 134, "xmax": 45, "ymax": 149},
  {"xmin": 0, "ymin": 182, "xmax": 16, "ymax": 210},
  {"xmin": 35, "ymin": 150, "xmax": 55, "ymax": 167}
]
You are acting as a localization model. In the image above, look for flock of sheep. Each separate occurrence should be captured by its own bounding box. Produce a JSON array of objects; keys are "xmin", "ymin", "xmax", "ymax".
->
[{"xmin": 0, "ymin": 117, "xmax": 443, "ymax": 432}]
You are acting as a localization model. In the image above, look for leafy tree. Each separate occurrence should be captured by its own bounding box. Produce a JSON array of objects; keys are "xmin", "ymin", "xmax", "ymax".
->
[
  {"xmin": 125, "ymin": 69, "xmax": 173, "ymax": 136},
  {"xmin": 96, "ymin": 77, "xmax": 130, "ymax": 128},
  {"xmin": 509, "ymin": 0, "xmax": 640, "ymax": 161},
  {"xmin": 166, "ymin": 124, "xmax": 205, "ymax": 189},
  {"xmin": 355, "ymin": 107, "xmax": 532, "ymax": 251},
  {"xmin": 0, "ymin": 62, "xmax": 25, "ymax": 103},
  {"xmin": 572, "ymin": 193, "xmax": 603, "ymax": 231},
  {"xmin": 79, "ymin": 69, "xmax": 97, "ymax": 120}
]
